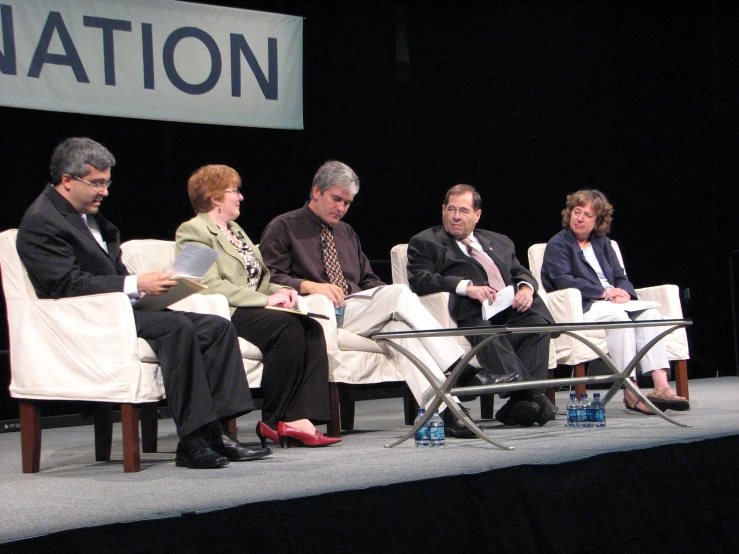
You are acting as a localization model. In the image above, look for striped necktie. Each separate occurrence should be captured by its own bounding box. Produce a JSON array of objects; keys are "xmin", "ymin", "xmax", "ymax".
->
[
  {"xmin": 461, "ymin": 236, "xmax": 506, "ymax": 291},
  {"xmin": 321, "ymin": 224, "xmax": 349, "ymax": 293}
]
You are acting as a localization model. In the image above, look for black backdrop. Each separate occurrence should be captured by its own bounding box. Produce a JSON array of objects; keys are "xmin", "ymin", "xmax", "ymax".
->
[{"xmin": 1, "ymin": 1, "xmax": 737, "ymax": 419}]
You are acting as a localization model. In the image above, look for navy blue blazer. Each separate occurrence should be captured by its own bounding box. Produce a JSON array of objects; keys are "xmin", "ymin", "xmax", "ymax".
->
[{"xmin": 541, "ymin": 229, "xmax": 636, "ymax": 313}]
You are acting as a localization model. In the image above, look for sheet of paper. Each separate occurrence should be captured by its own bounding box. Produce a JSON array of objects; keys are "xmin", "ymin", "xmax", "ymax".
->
[
  {"xmin": 265, "ymin": 306, "xmax": 330, "ymax": 320},
  {"xmin": 482, "ymin": 285, "xmax": 515, "ymax": 320},
  {"xmin": 133, "ymin": 277, "xmax": 207, "ymax": 311},
  {"xmin": 346, "ymin": 286, "xmax": 384, "ymax": 299},
  {"xmin": 593, "ymin": 299, "xmax": 661, "ymax": 312},
  {"xmin": 169, "ymin": 243, "xmax": 219, "ymax": 279}
]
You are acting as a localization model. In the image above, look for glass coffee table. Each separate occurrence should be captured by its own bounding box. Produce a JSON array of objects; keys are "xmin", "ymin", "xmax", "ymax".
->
[{"xmin": 372, "ymin": 319, "xmax": 692, "ymax": 449}]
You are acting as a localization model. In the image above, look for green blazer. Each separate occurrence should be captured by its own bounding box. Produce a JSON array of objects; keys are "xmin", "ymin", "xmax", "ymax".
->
[{"xmin": 175, "ymin": 213, "xmax": 285, "ymax": 315}]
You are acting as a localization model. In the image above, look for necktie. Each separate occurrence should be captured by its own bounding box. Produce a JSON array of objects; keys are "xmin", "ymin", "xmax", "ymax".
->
[
  {"xmin": 321, "ymin": 224, "xmax": 349, "ymax": 294},
  {"xmin": 461, "ymin": 236, "xmax": 506, "ymax": 291}
]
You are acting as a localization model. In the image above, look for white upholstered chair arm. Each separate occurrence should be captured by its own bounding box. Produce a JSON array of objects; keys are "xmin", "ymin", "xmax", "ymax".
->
[
  {"xmin": 418, "ymin": 292, "xmax": 455, "ymax": 328},
  {"xmin": 634, "ymin": 284, "xmax": 689, "ymax": 360},
  {"xmin": 634, "ymin": 284, "xmax": 684, "ymax": 319},
  {"xmin": 8, "ymin": 293, "xmax": 143, "ymax": 400},
  {"xmin": 302, "ymin": 293, "xmax": 340, "ymax": 352},
  {"xmin": 542, "ymin": 288, "xmax": 584, "ymax": 323}
]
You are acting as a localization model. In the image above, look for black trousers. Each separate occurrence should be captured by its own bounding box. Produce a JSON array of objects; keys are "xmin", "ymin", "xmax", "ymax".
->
[
  {"xmin": 230, "ymin": 308, "xmax": 331, "ymax": 426},
  {"xmin": 459, "ymin": 307, "xmax": 550, "ymax": 395},
  {"xmin": 135, "ymin": 310, "xmax": 254, "ymax": 438}
]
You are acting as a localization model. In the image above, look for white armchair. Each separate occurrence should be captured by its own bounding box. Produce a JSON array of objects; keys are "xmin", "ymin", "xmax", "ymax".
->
[
  {"xmin": 0, "ymin": 229, "xmax": 164, "ymax": 473},
  {"xmin": 390, "ymin": 244, "xmax": 557, "ymax": 415},
  {"xmin": 527, "ymin": 242, "xmax": 690, "ymax": 399},
  {"xmin": 121, "ymin": 240, "xmax": 410, "ymax": 436}
]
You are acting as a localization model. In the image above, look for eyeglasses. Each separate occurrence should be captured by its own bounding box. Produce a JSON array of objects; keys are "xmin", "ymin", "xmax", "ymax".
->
[
  {"xmin": 71, "ymin": 175, "xmax": 112, "ymax": 190},
  {"xmin": 223, "ymin": 189, "xmax": 242, "ymax": 195}
]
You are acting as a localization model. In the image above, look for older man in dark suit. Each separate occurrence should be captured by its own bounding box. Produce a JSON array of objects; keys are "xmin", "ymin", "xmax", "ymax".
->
[
  {"xmin": 407, "ymin": 184, "xmax": 557, "ymax": 426},
  {"xmin": 16, "ymin": 137, "xmax": 270, "ymax": 468}
]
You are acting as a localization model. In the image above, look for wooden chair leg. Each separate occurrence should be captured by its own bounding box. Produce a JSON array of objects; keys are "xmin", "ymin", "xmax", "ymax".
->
[
  {"xmin": 546, "ymin": 369, "xmax": 556, "ymax": 406},
  {"xmin": 575, "ymin": 364, "xmax": 587, "ymax": 399},
  {"xmin": 674, "ymin": 359, "xmax": 689, "ymax": 401},
  {"xmin": 94, "ymin": 403, "xmax": 114, "ymax": 462},
  {"xmin": 326, "ymin": 382, "xmax": 341, "ymax": 437},
  {"xmin": 403, "ymin": 384, "xmax": 419, "ymax": 424},
  {"xmin": 139, "ymin": 403, "xmax": 159, "ymax": 453},
  {"xmin": 339, "ymin": 384, "xmax": 355, "ymax": 431},
  {"xmin": 121, "ymin": 403, "xmax": 141, "ymax": 473},
  {"xmin": 19, "ymin": 400, "xmax": 41, "ymax": 473},
  {"xmin": 480, "ymin": 395, "xmax": 495, "ymax": 419}
]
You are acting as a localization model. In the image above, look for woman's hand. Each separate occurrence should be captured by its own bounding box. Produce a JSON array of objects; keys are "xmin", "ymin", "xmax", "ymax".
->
[
  {"xmin": 609, "ymin": 287, "xmax": 631, "ymax": 303},
  {"xmin": 267, "ymin": 291, "xmax": 296, "ymax": 309}
]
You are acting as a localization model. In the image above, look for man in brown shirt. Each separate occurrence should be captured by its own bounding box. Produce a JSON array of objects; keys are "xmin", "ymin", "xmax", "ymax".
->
[{"xmin": 260, "ymin": 161, "xmax": 516, "ymax": 437}]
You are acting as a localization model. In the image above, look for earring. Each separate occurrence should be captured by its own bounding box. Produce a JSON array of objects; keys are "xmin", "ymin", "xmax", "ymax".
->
[{"xmin": 217, "ymin": 207, "xmax": 221, "ymax": 213}]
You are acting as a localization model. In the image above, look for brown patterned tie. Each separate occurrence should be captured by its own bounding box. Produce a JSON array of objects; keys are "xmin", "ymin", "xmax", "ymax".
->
[
  {"xmin": 461, "ymin": 236, "xmax": 507, "ymax": 292},
  {"xmin": 321, "ymin": 224, "xmax": 349, "ymax": 294}
]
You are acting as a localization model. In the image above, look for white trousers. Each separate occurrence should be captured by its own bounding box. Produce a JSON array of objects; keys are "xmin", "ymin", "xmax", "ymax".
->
[
  {"xmin": 342, "ymin": 284, "xmax": 464, "ymax": 410},
  {"xmin": 583, "ymin": 304, "xmax": 669, "ymax": 374}
]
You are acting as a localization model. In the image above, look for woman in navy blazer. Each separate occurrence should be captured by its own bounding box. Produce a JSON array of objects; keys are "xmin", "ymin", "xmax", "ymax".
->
[
  {"xmin": 541, "ymin": 190, "xmax": 689, "ymax": 414},
  {"xmin": 176, "ymin": 165, "xmax": 340, "ymax": 448}
]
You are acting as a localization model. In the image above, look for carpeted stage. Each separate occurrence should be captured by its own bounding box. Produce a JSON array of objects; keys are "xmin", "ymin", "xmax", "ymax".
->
[{"xmin": 1, "ymin": 377, "xmax": 738, "ymax": 553}]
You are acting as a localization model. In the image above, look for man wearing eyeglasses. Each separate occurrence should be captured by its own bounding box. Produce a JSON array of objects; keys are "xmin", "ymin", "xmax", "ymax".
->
[
  {"xmin": 407, "ymin": 184, "xmax": 557, "ymax": 427},
  {"xmin": 16, "ymin": 137, "xmax": 269, "ymax": 469}
]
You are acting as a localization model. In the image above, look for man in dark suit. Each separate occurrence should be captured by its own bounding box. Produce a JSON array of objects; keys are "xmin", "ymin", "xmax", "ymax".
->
[
  {"xmin": 16, "ymin": 137, "xmax": 270, "ymax": 468},
  {"xmin": 407, "ymin": 184, "xmax": 557, "ymax": 426}
]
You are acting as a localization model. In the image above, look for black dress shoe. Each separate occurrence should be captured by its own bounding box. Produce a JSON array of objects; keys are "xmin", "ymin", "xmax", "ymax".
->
[
  {"xmin": 175, "ymin": 435, "xmax": 229, "ymax": 469},
  {"xmin": 456, "ymin": 369, "xmax": 521, "ymax": 402},
  {"xmin": 531, "ymin": 393, "xmax": 559, "ymax": 427},
  {"xmin": 441, "ymin": 404, "xmax": 476, "ymax": 438},
  {"xmin": 212, "ymin": 433, "xmax": 272, "ymax": 462},
  {"xmin": 495, "ymin": 397, "xmax": 541, "ymax": 427}
]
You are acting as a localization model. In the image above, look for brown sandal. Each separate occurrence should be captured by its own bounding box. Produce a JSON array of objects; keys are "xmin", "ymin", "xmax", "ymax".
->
[
  {"xmin": 647, "ymin": 386, "xmax": 690, "ymax": 412},
  {"xmin": 623, "ymin": 390, "xmax": 655, "ymax": 415}
]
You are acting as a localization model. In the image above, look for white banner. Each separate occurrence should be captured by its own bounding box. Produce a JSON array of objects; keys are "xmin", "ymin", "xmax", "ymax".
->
[{"xmin": 0, "ymin": 0, "xmax": 303, "ymax": 129}]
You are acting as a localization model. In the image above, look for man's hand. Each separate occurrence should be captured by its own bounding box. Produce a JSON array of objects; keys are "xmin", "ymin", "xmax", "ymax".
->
[
  {"xmin": 267, "ymin": 290, "xmax": 297, "ymax": 309},
  {"xmin": 467, "ymin": 284, "xmax": 497, "ymax": 304},
  {"xmin": 512, "ymin": 286, "xmax": 534, "ymax": 312},
  {"xmin": 300, "ymin": 281, "xmax": 345, "ymax": 307},
  {"xmin": 137, "ymin": 272, "xmax": 178, "ymax": 296}
]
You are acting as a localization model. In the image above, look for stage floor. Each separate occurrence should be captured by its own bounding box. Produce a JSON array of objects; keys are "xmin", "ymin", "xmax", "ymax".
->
[{"xmin": 1, "ymin": 376, "xmax": 738, "ymax": 545}]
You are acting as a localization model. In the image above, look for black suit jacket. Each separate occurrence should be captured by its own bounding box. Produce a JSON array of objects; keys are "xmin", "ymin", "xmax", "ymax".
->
[
  {"xmin": 16, "ymin": 186, "xmax": 128, "ymax": 299},
  {"xmin": 407, "ymin": 225, "xmax": 552, "ymax": 324}
]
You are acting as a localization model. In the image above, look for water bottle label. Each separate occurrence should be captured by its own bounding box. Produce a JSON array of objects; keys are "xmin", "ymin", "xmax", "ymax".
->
[
  {"xmin": 429, "ymin": 425, "xmax": 444, "ymax": 441},
  {"xmin": 415, "ymin": 426, "xmax": 430, "ymax": 440}
]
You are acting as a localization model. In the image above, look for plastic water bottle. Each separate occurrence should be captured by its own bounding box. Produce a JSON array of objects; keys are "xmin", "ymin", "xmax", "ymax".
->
[
  {"xmin": 585, "ymin": 394, "xmax": 596, "ymax": 428},
  {"xmin": 578, "ymin": 393, "xmax": 591, "ymax": 428},
  {"xmin": 414, "ymin": 408, "xmax": 430, "ymax": 447},
  {"xmin": 566, "ymin": 393, "xmax": 579, "ymax": 428},
  {"xmin": 592, "ymin": 393, "xmax": 606, "ymax": 427},
  {"xmin": 428, "ymin": 410, "xmax": 445, "ymax": 447},
  {"xmin": 334, "ymin": 306, "xmax": 345, "ymax": 328}
]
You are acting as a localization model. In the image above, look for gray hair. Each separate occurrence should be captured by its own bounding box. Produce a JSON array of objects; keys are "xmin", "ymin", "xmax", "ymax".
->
[
  {"xmin": 50, "ymin": 137, "xmax": 116, "ymax": 184},
  {"xmin": 310, "ymin": 160, "xmax": 360, "ymax": 198}
]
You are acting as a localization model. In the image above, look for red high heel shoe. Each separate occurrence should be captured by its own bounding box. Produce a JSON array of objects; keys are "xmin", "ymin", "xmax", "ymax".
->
[
  {"xmin": 255, "ymin": 421, "xmax": 280, "ymax": 448},
  {"xmin": 276, "ymin": 422, "xmax": 342, "ymax": 448}
]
